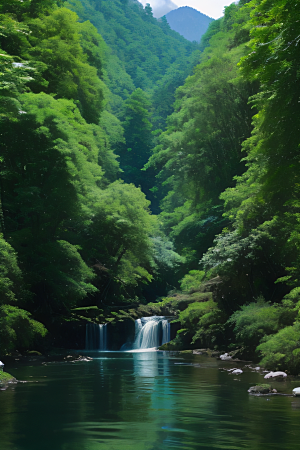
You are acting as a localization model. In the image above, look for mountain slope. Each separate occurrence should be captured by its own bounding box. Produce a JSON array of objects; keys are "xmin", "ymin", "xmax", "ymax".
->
[
  {"xmin": 66, "ymin": 0, "xmax": 198, "ymax": 93},
  {"xmin": 166, "ymin": 6, "xmax": 214, "ymax": 42}
]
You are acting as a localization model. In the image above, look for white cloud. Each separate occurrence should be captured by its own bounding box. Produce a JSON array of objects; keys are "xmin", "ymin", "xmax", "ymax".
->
[
  {"xmin": 140, "ymin": 0, "xmax": 178, "ymax": 18},
  {"xmin": 139, "ymin": 0, "xmax": 235, "ymax": 19}
]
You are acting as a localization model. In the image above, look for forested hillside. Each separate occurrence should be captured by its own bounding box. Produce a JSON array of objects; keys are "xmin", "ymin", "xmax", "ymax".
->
[
  {"xmin": 1, "ymin": 0, "xmax": 300, "ymax": 374},
  {"xmin": 66, "ymin": 0, "xmax": 200, "ymax": 124},
  {"xmin": 0, "ymin": 0, "xmax": 185, "ymax": 352},
  {"xmin": 152, "ymin": 0, "xmax": 300, "ymax": 373}
]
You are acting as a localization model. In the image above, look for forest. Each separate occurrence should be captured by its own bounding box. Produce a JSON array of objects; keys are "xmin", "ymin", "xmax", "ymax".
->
[{"xmin": 1, "ymin": 0, "xmax": 300, "ymax": 374}]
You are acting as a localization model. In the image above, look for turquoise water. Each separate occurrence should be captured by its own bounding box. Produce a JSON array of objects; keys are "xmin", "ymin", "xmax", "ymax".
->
[{"xmin": 1, "ymin": 351, "xmax": 300, "ymax": 449}]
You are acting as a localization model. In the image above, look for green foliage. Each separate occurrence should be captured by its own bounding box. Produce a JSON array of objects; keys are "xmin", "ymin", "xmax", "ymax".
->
[
  {"xmin": 180, "ymin": 270, "xmax": 205, "ymax": 292},
  {"xmin": 177, "ymin": 300, "xmax": 218, "ymax": 328},
  {"xmin": 0, "ymin": 371, "xmax": 15, "ymax": 384},
  {"xmin": 118, "ymin": 88, "xmax": 153, "ymax": 192},
  {"xmin": 151, "ymin": 236, "xmax": 184, "ymax": 270},
  {"xmin": 147, "ymin": 0, "xmax": 255, "ymax": 272},
  {"xmin": 228, "ymin": 299, "xmax": 295, "ymax": 349},
  {"xmin": 257, "ymin": 323, "xmax": 300, "ymax": 375},
  {"xmin": 86, "ymin": 181, "xmax": 157, "ymax": 289},
  {"xmin": 28, "ymin": 8, "xmax": 105, "ymax": 123},
  {"xmin": 0, "ymin": 235, "xmax": 24, "ymax": 303},
  {"xmin": 35, "ymin": 240, "xmax": 97, "ymax": 308},
  {"xmin": 0, "ymin": 305, "xmax": 47, "ymax": 353},
  {"xmin": 4, "ymin": 0, "xmax": 300, "ymax": 362},
  {"xmin": 67, "ymin": 0, "xmax": 197, "ymax": 90}
]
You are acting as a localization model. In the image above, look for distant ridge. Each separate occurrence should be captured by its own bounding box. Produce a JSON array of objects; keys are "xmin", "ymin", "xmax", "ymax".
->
[{"xmin": 165, "ymin": 6, "xmax": 214, "ymax": 42}]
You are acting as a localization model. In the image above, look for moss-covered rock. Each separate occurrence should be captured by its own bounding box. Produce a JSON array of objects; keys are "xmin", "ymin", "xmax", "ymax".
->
[
  {"xmin": 0, "ymin": 371, "xmax": 16, "ymax": 388},
  {"xmin": 248, "ymin": 384, "xmax": 272, "ymax": 394}
]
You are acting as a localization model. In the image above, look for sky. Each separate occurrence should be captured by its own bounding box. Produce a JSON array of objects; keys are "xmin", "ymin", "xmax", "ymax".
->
[{"xmin": 139, "ymin": 0, "xmax": 235, "ymax": 19}]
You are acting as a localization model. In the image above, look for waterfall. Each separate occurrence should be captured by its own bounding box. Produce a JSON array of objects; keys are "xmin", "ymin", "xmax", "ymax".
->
[
  {"xmin": 162, "ymin": 319, "xmax": 171, "ymax": 345},
  {"xmin": 85, "ymin": 323, "xmax": 107, "ymax": 350},
  {"xmin": 133, "ymin": 316, "xmax": 170, "ymax": 349}
]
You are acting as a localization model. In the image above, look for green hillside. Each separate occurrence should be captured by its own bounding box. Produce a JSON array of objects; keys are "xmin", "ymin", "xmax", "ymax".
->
[{"xmin": 66, "ymin": 0, "xmax": 200, "ymax": 121}]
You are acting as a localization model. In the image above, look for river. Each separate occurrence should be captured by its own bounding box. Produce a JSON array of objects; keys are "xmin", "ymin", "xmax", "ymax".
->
[{"xmin": 1, "ymin": 351, "xmax": 300, "ymax": 449}]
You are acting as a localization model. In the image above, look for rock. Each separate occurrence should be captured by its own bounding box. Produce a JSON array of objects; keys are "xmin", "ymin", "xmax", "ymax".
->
[
  {"xmin": 292, "ymin": 387, "xmax": 300, "ymax": 397},
  {"xmin": 248, "ymin": 384, "xmax": 272, "ymax": 394},
  {"xmin": 0, "ymin": 361, "xmax": 4, "ymax": 372},
  {"xmin": 272, "ymin": 389, "xmax": 277, "ymax": 393},
  {"xmin": 231, "ymin": 369, "xmax": 243, "ymax": 375},
  {"xmin": 220, "ymin": 353, "xmax": 232, "ymax": 361},
  {"xmin": 264, "ymin": 371, "xmax": 287, "ymax": 381}
]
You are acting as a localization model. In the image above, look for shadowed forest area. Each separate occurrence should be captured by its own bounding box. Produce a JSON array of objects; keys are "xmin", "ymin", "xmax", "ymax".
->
[{"xmin": 1, "ymin": 0, "xmax": 300, "ymax": 373}]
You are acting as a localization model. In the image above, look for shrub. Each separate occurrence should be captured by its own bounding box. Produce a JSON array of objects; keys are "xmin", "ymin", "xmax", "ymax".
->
[
  {"xmin": 0, "ymin": 305, "xmax": 47, "ymax": 353},
  {"xmin": 257, "ymin": 322, "xmax": 300, "ymax": 374},
  {"xmin": 180, "ymin": 270, "xmax": 206, "ymax": 292},
  {"xmin": 227, "ymin": 299, "xmax": 295, "ymax": 349}
]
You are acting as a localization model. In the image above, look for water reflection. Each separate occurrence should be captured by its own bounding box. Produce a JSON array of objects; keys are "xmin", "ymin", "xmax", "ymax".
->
[{"xmin": 1, "ymin": 352, "xmax": 300, "ymax": 450}]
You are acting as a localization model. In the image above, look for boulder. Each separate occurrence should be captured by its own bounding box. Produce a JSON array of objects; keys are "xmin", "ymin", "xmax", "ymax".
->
[
  {"xmin": 231, "ymin": 369, "xmax": 243, "ymax": 375},
  {"xmin": 0, "ymin": 361, "xmax": 4, "ymax": 372},
  {"xmin": 264, "ymin": 371, "xmax": 287, "ymax": 381},
  {"xmin": 248, "ymin": 384, "xmax": 271, "ymax": 394},
  {"xmin": 220, "ymin": 353, "xmax": 232, "ymax": 361},
  {"xmin": 292, "ymin": 387, "xmax": 300, "ymax": 397}
]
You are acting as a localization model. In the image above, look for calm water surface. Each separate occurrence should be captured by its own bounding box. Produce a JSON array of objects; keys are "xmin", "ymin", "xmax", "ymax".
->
[{"xmin": 1, "ymin": 351, "xmax": 300, "ymax": 450}]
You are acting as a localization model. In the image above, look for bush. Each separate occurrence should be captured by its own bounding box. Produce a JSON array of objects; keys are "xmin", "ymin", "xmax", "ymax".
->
[
  {"xmin": 257, "ymin": 322, "xmax": 300, "ymax": 374},
  {"xmin": 177, "ymin": 300, "xmax": 218, "ymax": 327},
  {"xmin": 0, "ymin": 305, "xmax": 47, "ymax": 353},
  {"xmin": 192, "ymin": 309, "xmax": 226, "ymax": 347},
  {"xmin": 180, "ymin": 270, "xmax": 206, "ymax": 292},
  {"xmin": 227, "ymin": 299, "xmax": 295, "ymax": 349}
]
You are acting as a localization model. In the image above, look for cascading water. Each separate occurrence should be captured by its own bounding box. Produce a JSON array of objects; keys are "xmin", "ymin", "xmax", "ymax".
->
[
  {"xmin": 162, "ymin": 319, "xmax": 171, "ymax": 345},
  {"xmin": 133, "ymin": 316, "xmax": 170, "ymax": 349},
  {"xmin": 85, "ymin": 323, "xmax": 107, "ymax": 350}
]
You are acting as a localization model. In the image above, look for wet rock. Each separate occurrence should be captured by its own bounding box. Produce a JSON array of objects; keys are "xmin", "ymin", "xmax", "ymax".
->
[
  {"xmin": 264, "ymin": 371, "xmax": 287, "ymax": 381},
  {"xmin": 72, "ymin": 356, "xmax": 93, "ymax": 362},
  {"xmin": 220, "ymin": 353, "xmax": 232, "ymax": 361},
  {"xmin": 231, "ymin": 369, "xmax": 243, "ymax": 375},
  {"xmin": 292, "ymin": 387, "xmax": 300, "ymax": 397},
  {"xmin": 248, "ymin": 384, "xmax": 271, "ymax": 394}
]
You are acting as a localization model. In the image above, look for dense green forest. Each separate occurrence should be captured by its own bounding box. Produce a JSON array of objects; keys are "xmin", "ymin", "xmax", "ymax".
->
[{"xmin": 1, "ymin": 0, "xmax": 300, "ymax": 374}]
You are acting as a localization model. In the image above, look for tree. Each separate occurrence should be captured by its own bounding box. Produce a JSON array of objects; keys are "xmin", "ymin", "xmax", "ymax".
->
[
  {"xmin": 118, "ymin": 89, "xmax": 153, "ymax": 193},
  {"xmin": 28, "ymin": 8, "xmax": 105, "ymax": 123}
]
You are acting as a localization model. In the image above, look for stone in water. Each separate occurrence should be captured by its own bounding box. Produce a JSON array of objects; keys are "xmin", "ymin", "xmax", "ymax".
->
[
  {"xmin": 231, "ymin": 369, "xmax": 243, "ymax": 375},
  {"xmin": 293, "ymin": 387, "xmax": 300, "ymax": 397},
  {"xmin": 220, "ymin": 353, "xmax": 232, "ymax": 361},
  {"xmin": 264, "ymin": 371, "xmax": 287, "ymax": 380}
]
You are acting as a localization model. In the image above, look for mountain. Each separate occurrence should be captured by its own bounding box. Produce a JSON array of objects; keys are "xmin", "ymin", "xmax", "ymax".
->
[{"xmin": 165, "ymin": 6, "xmax": 214, "ymax": 42}]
